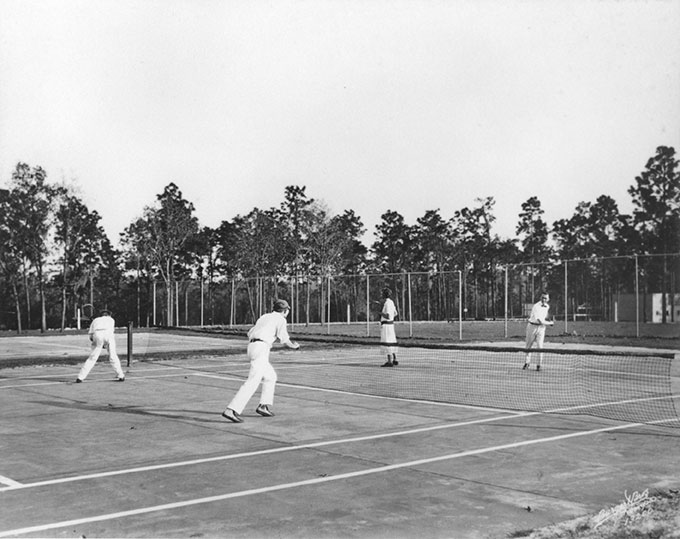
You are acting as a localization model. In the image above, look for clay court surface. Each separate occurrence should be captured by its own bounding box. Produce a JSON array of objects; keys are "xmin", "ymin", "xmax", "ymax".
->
[{"xmin": 0, "ymin": 330, "xmax": 678, "ymax": 538}]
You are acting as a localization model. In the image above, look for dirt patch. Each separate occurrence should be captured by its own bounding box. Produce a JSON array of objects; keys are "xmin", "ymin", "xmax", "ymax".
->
[{"xmin": 512, "ymin": 488, "xmax": 680, "ymax": 539}]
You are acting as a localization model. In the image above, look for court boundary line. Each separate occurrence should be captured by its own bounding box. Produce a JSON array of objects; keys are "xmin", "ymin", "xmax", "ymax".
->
[
  {"xmin": 1, "ymin": 418, "xmax": 675, "ymax": 538},
  {"xmin": 0, "ymin": 475, "xmax": 21, "ymax": 488},
  {"xmin": 0, "ymin": 411, "xmax": 530, "ymax": 492}
]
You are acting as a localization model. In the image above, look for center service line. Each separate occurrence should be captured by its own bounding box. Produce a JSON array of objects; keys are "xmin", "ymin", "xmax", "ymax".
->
[{"xmin": 0, "ymin": 419, "xmax": 660, "ymax": 538}]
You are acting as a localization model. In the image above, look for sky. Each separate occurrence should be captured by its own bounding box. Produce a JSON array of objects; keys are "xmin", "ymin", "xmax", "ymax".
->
[{"xmin": 1, "ymin": 0, "xmax": 678, "ymax": 247}]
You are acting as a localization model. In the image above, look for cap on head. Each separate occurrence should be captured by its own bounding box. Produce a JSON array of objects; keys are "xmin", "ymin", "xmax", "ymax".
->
[{"xmin": 273, "ymin": 299, "xmax": 290, "ymax": 312}]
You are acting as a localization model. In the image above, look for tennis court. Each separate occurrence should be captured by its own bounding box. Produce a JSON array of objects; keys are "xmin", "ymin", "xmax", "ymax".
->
[{"xmin": 0, "ymin": 331, "xmax": 678, "ymax": 538}]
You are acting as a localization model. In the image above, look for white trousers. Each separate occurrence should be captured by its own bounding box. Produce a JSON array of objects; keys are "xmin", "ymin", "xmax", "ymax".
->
[
  {"xmin": 525, "ymin": 324, "xmax": 546, "ymax": 364},
  {"xmin": 228, "ymin": 342, "xmax": 277, "ymax": 414},
  {"xmin": 78, "ymin": 331, "xmax": 125, "ymax": 380}
]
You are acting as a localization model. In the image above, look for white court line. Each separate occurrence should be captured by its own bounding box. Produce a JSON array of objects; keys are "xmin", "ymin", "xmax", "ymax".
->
[
  {"xmin": 0, "ymin": 354, "xmax": 666, "ymax": 388},
  {"xmin": 0, "ymin": 475, "xmax": 22, "ymax": 488},
  {"xmin": 0, "ymin": 363, "xmax": 250, "ymax": 389},
  {"xmin": 286, "ymin": 350, "xmax": 674, "ymax": 380},
  {"xmin": 0, "ymin": 412, "xmax": 527, "ymax": 492},
  {"xmin": 0, "ymin": 372, "xmax": 220, "ymax": 390},
  {"xmin": 1, "ymin": 418, "xmax": 674, "ymax": 538},
  {"xmin": 190, "ymin": 371, "xmax": 517, "ymax": 411},
  {"xmin": 0, "ymin": 371, "xmax": 525, "ymax": 492},
  {"xmin": 2, "ymin": 379, "xmax": 677, "ymax": 494},
  {"xmin": 550, "ymin": 393, "xmax": 680, "ymax": 412},
  {"xmin": 0, "ymin": 339, "xmax": 85, "ymax": 349},
  {"xmin": 0, "ymin": 361, "xmax": 243, "ymax": 381},
  {"xmin": 0, "ymin": 369, "xmax": 676, "ymax": 490}
]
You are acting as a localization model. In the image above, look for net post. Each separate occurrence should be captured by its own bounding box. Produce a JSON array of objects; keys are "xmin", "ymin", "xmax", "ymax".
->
[{"xmin": 126, "ymin": 321, "xmax": 133, "ymax": 367}]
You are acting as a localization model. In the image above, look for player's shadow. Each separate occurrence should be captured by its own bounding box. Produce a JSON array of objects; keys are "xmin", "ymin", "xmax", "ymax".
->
[
  {"xmin": 30, "ymin": 399, "xmax": 227, "ymax": 425},
  {"xmin": 0, "ymin": 376, "xmax": 76, "ymax": 382}
]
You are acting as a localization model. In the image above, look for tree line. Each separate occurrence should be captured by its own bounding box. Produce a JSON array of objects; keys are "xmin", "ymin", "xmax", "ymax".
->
[{"xmin": 0, "ymin": 146, "xmax": 678, "ymax": 331}]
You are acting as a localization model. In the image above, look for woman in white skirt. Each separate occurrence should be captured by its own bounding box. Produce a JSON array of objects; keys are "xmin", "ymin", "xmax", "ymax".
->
[{"xmin": 380, "ymin": 287, "xmax": 399, "ymax": 367}]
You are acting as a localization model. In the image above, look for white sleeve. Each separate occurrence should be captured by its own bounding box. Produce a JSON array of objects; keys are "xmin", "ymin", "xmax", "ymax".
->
[{"xmin": 275, "ymin": 319, "xmax": 292, "ymax": 345}]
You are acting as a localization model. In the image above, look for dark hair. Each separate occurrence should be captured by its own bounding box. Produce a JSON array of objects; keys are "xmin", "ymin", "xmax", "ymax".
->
[
  {"xmin": 100, "ymin": 309, "xmax": 111, "ymax": 316},
  {"xmin": 382, "ymin": 287, "xmax": 392, "ymax": 298},
  {"xmin": 273, "ymin": 299, "xmax": 290, "ymax": 312}
]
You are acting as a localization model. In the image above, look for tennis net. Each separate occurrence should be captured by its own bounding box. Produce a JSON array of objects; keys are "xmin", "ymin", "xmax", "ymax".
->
[{"xmin": 273, "ymin": 340, "xmax": 679, "ymax": 427}]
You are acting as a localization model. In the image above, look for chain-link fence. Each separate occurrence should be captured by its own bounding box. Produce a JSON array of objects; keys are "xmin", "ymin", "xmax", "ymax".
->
[
  {"xmin": 505, "ymin": 254, "xmax": 680, "ymax": 328},
  {"xmin": 3, "ymin": 253, "xmax": 676, "ymax": 338},
  {"xmin": 138, "ymin": 254, "xmax": 678, "ymax": 340}
]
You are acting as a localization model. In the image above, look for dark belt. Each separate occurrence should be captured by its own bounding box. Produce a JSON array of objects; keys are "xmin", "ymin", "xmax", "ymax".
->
[
  {"xmin": 380, "ymin": 321, "xmax": 394, "ymax": 325},
  {"xmin": 249, "ymin": 338, "xmax": 265, "ymax": 343},
  {"xmin": 528, "ymin": 322, "xmax": 542, "ymax": 326}
]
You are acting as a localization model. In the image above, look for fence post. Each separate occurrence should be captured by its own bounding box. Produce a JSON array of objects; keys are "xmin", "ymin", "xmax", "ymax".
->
[
  {"xmin": 564, "ymin": 259, "xmax": 568, "ymax": 334},
  {"xmin": 230, "ymin": 279, "xmax": 235, "ymax": 327},
  {"xmin": 635, "ymin": 255, "xmax": 640, "ymax": 337},
  {"xmin": 184, "ymin": 287, "xmax": 188, "ymax": 326},
  {"xmin": 290, "ymin": 276, "xmax": 295, "ymax": 329},
  {"xmin": 504, "ymin": 266, "xmax": 508, "ymax": 339},
  {"xmin": 408, "ymin": 272, "xmax": 413, "ymax": 338},
  {"xmin": 153, "ymin": 281, "xmax": 157, "ymax": 326},
  {"xmin": 366, "ymin": 275, "xmax": 371, "ymax": 337},
  {"xmin": 126, "ymin": 321, "xmax": 133, "ymax": 367},
  {"xmin": 175, "ymin": 281, "xmax": 180, "ymax": 326},
  {"xmin": 327, "ymin": 274, "xmax": 331, "ymax": 334},
  {"xmin": 458, "ymin": 270, "xmax": 462, "ymax": 341}
]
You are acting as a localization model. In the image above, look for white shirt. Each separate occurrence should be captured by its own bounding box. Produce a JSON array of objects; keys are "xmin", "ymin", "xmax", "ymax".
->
[
  {"xmin": 247, "ymin": 311, "xmax": 293, "ymax": 345},
  {"xmin": 89, "ymin": 315, "xmax": 115, "ymax": 334},
  {"xmin": 528, "ymin": 302, "xmax": 550, "ymax": 325},
  {"xmin": 381, "ymin": 298, "xmax": 398, "ymax": 323}
]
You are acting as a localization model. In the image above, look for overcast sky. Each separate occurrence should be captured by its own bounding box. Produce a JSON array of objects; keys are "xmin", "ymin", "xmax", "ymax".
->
[{"xmin": 1, "ymin": 0, "xmax": 678, "ymax": 246}]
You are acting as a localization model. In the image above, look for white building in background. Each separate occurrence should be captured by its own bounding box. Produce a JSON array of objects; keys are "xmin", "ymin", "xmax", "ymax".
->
[{"xmin": 614, "ymin": 293, "xmax": 680, "ymax": 323}]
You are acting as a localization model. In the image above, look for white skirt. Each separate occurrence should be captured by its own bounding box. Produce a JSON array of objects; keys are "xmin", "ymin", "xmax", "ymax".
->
[{"xmin": 380, "ymin": 323, "xmax": 397, "ymax": 354}]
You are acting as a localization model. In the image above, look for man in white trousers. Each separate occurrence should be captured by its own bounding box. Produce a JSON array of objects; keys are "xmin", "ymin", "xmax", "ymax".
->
[
  {"xmin": 523, "ymin": 293, "xmax": 554, "ymax": 371},
  {"xmin": 222, "ymin": 299, "xmax": 299, "ymax": 423},
  {"xmin": 76, "ymin": 309, "xmax": 125, "ymax": 382}
]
